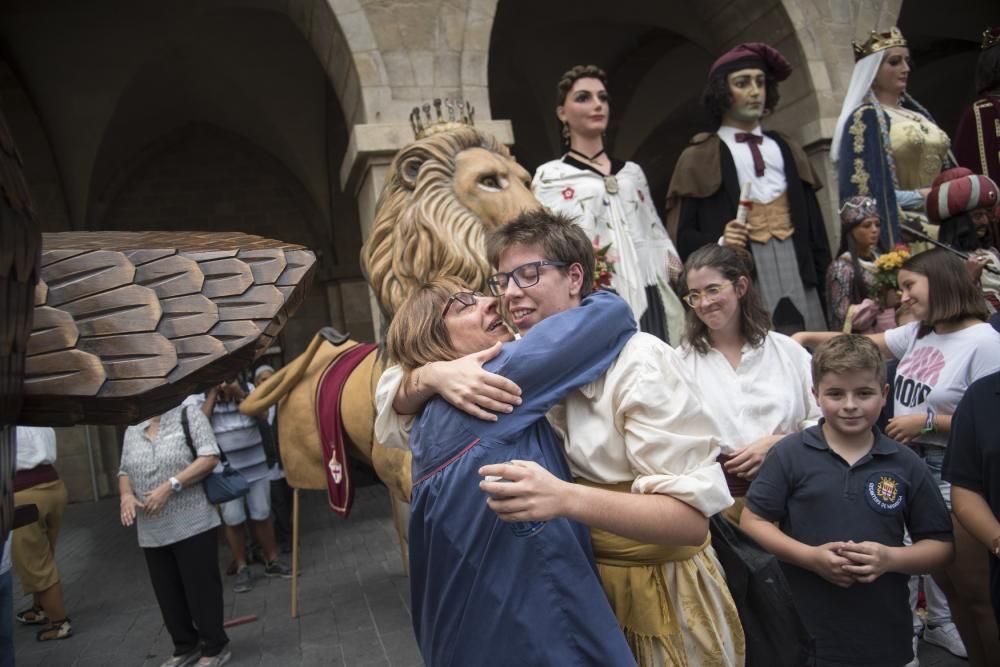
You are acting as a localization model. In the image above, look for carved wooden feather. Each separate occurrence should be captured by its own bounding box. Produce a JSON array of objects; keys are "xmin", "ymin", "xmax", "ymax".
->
[{"xmin": 20, "ymin": 231, "xmax": 316, "ymax": 426}]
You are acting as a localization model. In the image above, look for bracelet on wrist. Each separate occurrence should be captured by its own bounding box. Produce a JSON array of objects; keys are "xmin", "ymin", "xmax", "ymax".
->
[{"xmin": 920, "ymin": 408, "xmax": 936, "ymax": 434}]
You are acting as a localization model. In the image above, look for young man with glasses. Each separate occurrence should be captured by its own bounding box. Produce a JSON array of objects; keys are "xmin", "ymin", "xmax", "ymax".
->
[{"xmin": 377, "ymin": 210, "xmax": 744, "ymax": 666}]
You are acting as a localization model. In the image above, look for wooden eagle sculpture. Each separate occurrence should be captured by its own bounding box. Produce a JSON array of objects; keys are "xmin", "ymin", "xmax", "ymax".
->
[{"xmin": 0, "ymin": 108, "xmax": 316, "ymax": 540}]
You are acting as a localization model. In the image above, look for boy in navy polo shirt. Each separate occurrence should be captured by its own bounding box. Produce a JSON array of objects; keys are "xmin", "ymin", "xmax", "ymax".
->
[{"xmin": 742, "ymin": 334, "xmax": 954, "ymax": 667}]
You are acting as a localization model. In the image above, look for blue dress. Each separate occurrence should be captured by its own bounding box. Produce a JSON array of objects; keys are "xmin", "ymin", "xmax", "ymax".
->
[
  {"xmin": 408, "ymin": 290, "xmax": 639, "ymax": 667},
  {"xmin": 837, "ymin": 96, "xmax": 951, "ymax": 249}
]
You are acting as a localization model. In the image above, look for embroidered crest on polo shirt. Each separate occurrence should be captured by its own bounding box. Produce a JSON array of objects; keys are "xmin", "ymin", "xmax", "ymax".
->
[{"xmin": 866, "ymin": 472, "xmax": 906, "ymax": 514}]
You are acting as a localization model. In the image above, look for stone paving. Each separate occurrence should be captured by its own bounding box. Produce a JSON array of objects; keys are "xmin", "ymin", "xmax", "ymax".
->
[
  {"xmin": 11, "ymin": 481, "xmax": 970, "ymax": 667},
  {"xmin": 13, "ymin": 484, "xmax": 421, "ymax": 667}
]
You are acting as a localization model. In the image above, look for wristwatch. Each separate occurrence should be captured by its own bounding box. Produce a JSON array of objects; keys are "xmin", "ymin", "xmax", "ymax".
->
[{"xmin": 169, "ymin": 476, "xmax": 183, "ymax": 493}]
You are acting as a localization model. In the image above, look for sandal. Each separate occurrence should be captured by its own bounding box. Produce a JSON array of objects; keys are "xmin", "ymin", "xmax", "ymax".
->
[
  {"xmin": 16, "ymin": 605, "xmax": 47, "ymax": 625},
  {"xmin": 36, "ymin": 618, "xmax": 72, "ymax": 641}
]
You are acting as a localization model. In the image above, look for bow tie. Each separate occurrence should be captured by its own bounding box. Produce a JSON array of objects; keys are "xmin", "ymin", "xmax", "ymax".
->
[{"xmin": 735, "ymin": 132, "xmax": 765, "ymax": 177}]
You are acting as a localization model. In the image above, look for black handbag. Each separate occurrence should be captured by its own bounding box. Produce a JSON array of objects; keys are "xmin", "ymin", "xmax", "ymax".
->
[
  {"xmin": 180, "ymin": 406, "xmax": 250, "ymax": 505},
  {"xmin": 710, "ymin": 515, "xmax": 814, "ymax": 667}
]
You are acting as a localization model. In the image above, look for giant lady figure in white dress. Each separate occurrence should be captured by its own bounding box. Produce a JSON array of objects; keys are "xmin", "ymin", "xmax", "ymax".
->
[{"xmin": 533, "ymin": 65, "xmax": 686, "ymax": 345}]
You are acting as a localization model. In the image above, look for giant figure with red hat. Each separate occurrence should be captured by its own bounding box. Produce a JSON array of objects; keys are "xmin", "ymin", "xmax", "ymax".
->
[
  {"xmin": 666, "ymin": 43, "xmax": 831, "ymax": 333},
  {"xmin": 955, "ymin": 27, "xmax": 1000, "ymax": 180}
]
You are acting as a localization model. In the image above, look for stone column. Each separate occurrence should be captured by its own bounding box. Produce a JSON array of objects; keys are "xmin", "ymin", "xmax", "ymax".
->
[{"xmin": 340, "ymin": 120, "xmax": 515, "ymax": 339}]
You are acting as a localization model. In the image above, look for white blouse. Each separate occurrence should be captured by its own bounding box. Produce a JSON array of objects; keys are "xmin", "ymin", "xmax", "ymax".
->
[
  {"xmin": 374, "ymin": 364, "xmax": 410, "ymax": 451},
  {"xmin": 679, "ymin": 331, "xmax": 820, "ymax": 455},
  {"xmin": 547, "ymin": 334, "xmax": 732, "ymax": 517}
]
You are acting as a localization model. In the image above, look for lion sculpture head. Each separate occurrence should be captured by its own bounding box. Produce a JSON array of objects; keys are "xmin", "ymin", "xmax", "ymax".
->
[{"xmin": 361, "ymin": 127, "xmax": 539, "ymax": 321}]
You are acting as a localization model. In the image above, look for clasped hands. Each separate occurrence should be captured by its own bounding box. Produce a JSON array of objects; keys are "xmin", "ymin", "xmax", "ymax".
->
[
  {"xmin": 722, "ymin": 436, "xmax": 779, "ymax": 480},
  {"xmin": 120, "ymin": 482, "xmax": 173, "ymax": 526},
  {"xmin": 810, "ymin": 540, "xmax": 894, "ymax": 588}
]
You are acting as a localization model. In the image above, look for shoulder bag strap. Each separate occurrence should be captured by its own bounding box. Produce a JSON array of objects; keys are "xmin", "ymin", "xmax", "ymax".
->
[{"xmin": 181, "ymin": 406, "xmax": 231, "ymax": 466}]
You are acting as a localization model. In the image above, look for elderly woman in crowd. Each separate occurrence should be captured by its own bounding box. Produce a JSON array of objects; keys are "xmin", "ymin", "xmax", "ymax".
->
[{"xmin": 119, "ymin": 405, "xmax": 231, "ymax": 667}]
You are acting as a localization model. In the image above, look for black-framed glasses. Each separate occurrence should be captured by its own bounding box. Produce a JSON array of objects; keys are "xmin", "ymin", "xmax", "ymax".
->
[
  {"xmin": 442, "ymin": 291, "xmax": 485, "ymax": 318},
  {"xmin": 682, "ymin": 280, "xmax": 733, "ymax": 307},
  {"xmin": 487, "ymin": 261, "xmax": 568, "ymax": 296}
]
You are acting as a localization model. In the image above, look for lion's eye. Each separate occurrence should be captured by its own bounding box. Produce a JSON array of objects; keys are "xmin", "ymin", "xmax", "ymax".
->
[{"xmin": 479, "ymin": 175, "xmax": 501, "ymax": 190}]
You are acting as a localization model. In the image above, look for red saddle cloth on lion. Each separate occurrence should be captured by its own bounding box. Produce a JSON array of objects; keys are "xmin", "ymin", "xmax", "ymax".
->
[{"xmin": 315, "ymin": 342, "xmax": 377, "ymax": 517}]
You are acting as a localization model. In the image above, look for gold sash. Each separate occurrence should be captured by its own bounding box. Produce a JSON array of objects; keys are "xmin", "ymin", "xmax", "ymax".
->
[
  {"xmin": 576, "ymin": 480, "xmax": 738, "ymax": 666},
  {"xmin": 746, "ymin": 190, "xmax": 794, "ymax": 243}
]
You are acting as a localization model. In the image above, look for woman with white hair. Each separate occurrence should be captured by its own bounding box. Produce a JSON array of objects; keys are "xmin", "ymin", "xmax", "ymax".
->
[{"xmin": 832, "ymin": 27, "xmax": 953, "ymax": 248}]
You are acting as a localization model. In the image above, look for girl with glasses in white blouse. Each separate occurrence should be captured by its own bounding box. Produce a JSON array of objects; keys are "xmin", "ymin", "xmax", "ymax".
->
[{"xmin": 678, "ymin": 244, "xmax": 820, "ymax": 520}]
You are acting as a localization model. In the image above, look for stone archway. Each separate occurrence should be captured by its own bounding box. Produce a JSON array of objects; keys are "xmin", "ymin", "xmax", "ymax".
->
[{"xmin": 289, "ymin": 0, "xmax": 379, "ymax": 125}]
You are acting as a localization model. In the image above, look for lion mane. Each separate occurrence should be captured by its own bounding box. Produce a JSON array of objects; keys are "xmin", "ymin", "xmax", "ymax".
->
[{"xmin": 360, "ymin": 127, "xmax": 515, "ymax": 322}]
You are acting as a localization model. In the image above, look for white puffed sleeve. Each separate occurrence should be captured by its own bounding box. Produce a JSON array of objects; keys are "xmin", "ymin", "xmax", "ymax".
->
[
  {"xmin": 374, "ymin": 365, "xmax": 414, "ymax": 450},
  {"xmin": 619, "ymin": 345, "xmax": 733, "ymax": 516}
]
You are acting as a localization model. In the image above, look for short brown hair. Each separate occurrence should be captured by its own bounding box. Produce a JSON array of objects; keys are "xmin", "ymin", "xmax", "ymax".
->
[
  {"xmin": 386, "ymin": 277, "xmax": 470, "ymax": 372},
  {"xmin": 556, "ymin": 65, "xmax": 609, "ymax": 106},
  {"xmin": 901, "ymin": 249, "xmax": 989, "ymax": 338},
  {"xmin": 812, "ymin": 334, "xmax": 886, "ymax": 387},
  {"xmin": 485, "ymin": 210, "xmax": 595, "ymax": 296},
  {"xmin": 680, "ymin": 244, "xmax": 771, "ymax": 354}
]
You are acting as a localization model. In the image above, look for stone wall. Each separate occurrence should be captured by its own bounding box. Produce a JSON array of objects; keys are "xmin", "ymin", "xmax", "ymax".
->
[{"xmin": 51, "ymin": 425, "xmax": 122, "ymax": 504}]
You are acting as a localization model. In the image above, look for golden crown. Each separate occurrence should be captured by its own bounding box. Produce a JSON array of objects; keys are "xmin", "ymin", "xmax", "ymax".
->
[
  {"xmin": 983, "ymin": 27, "xmax": 1000, "ymax": 51},
  {"xmin": 852, "ymin": 27, "xmax": 907, "ymax": 62},
  {"xmin": 410, "ymin": 98, "xmax": 475, "ymax": 140}
]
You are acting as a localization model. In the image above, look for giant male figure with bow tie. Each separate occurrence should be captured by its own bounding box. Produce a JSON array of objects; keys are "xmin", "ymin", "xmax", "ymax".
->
[{"xmin": 666, "ymin": 42, "xmax": 831, "ymax": 333}]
